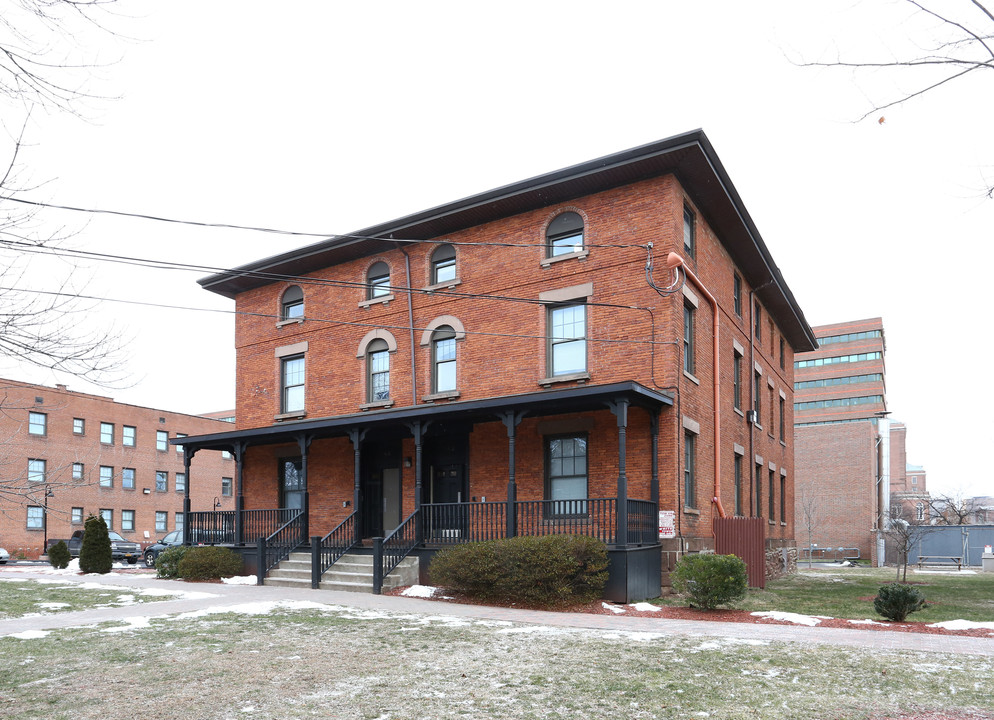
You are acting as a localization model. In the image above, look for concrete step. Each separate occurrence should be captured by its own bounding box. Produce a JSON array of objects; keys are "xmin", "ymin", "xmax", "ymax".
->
[{"xmin": 264, "ymin": 551, "xmax": 420, "ymax": 594}]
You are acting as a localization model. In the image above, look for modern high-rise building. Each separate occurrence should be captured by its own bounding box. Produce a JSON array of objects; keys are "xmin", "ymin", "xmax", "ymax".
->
[{"xmin": 793, "ymin": 318, "xmax": 926, "ymax": 564}]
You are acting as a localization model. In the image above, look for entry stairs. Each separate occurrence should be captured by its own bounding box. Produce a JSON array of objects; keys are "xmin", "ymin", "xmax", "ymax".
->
[{"xmin": 263, "ymin": 551, "xmax": 419, "ymax": 594}]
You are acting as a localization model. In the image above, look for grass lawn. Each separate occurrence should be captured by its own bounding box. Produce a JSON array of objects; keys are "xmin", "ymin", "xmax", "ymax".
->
[
  {"xmin": 0, "ymin": 577, "xmax": 168, "ymax": 619},
  {"xmin": 655, "ymin": 565, "xmax": 994, "ymax": 622},
  {"xmin": 2, "ymin": 599, "xmax": 993, "ymax": 720}
]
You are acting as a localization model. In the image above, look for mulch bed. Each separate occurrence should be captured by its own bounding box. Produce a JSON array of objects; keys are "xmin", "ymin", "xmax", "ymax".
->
[{"xmin": 385, "ymin": 587, "xmax": 994, "ymax": 639}]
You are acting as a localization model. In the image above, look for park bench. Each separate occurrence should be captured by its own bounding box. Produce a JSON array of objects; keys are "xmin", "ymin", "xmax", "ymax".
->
[{"xmin": 916, "ymin": 555, "xmax": 962, "ymax": 571}]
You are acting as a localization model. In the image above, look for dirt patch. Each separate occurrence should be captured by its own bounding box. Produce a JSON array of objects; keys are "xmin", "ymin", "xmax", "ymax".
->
[{"xmin": 386, "ymin": 587, "xmax": 994, "ymax": 639}]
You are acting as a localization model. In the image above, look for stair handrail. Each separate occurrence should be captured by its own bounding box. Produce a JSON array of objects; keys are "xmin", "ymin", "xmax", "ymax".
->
[
  {"xmin": 256, "ymin": 508, "xmax": 305, "ymax": 583},
  {"xmin": 373, "ymin": 509, "xmax": 420, "ymax": 594},
  {"xmin": 311, "ymin": 511, "xmax": 359, "ymax": 588}
]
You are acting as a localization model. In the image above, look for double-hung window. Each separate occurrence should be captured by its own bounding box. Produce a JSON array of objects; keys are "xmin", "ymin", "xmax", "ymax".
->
[
  {"xmin": 122, "ymin": 510, "xmax": 135, "ymax": 532},
  {"xmin": 546, "ymin": 212, "xmax": 584, "ymax": 258},
  {"xmin": 73, "ymin": 417, "xmax": 85, "ymax": 435},
  {"xmin": 156, "ymin": 430, "xmax": 168, "ymax": 452},
  {"xmin": 683, "ymin": 302, "xmax": 696, "ymax": 375},
  {"xmin": 733, "ymin": 352, "xmax": 742, "ymax": 409},
  {"xmin": 545, "ymin": 434, "xmax": 587, "ymax": 517},
  {"xmin": 281, "ymin": 355, "xmax": 305, "ymax": 413},
  {"xmin": 28, "ymin": 458, "xmax": 46, "ymax": 483},
  {"xmin": 734, "ymin": 454, "xmax": 743, "ymax": 516},
  {"xmin": 548, "ymin": 303, "xmax": 586, "ymax": 376},
  {"xmin": 72, "ymin": 462, "xmax": 84, "ymax": 481},
  {"xmin": 684, "ymin": 432, "xmax": 696, "ymax": 509},
  {"xmin": 123, "ymin": 425, "xmax": 136, "ymax": 447},
  {"xmin": 281, "ymin": 285, "xmax": 304, "ymax": 320},
  {"xmin": 27, "ymin": 506, "xmax": 43, "ymax": 529},
  {"xmin": 430, "ymin": 245, "xmax": 457, "ymax": 284},
  {"xmin": 367, "ymin": 262, "xmax": 390, "ymax": 299},
  {"xmin": 155, "ymin": 471, "xmax": 168, "ymax": 492},
  {"xmin": 431, "ymin": 327, "xmax": 457, "ymax": 393},
  {"xmin": 683, "ymin": 205, "xmax": 695, "ymax": 258},
  {"xmin": 367, "ymin": 341, "xmax": 390, "ymax": 402},
  {"xmin": 28, "ymin": 412, "xmax": 46, "ymax": 436},
  {"xmin": 99, "ymin": 465, "xmax": 113, "ymax": 488},
  {"xmin": 155, "ymin": 511, "xmax": 168, "ymax": 532},
  {"xmin": 100, "ymin": 422, "xmax": 114, "ymax": 444},
  {"xmin": 122, "ymin": 467, "xmax": 135, "ymax": 490}
]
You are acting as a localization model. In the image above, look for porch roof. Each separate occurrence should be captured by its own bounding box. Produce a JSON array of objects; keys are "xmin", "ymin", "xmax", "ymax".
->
[{"xmin": 175, "ymin": 381, "xmax": 673, "ymax": 452}]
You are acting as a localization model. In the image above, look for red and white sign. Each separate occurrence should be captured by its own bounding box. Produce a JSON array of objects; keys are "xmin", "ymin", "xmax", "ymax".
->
[{"xmin": 658, "ymin": 510, "xmax": 675, "ymax": 539}]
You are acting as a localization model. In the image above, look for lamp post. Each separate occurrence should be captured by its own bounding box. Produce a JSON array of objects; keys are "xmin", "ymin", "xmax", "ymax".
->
[{"xmin": 43, "ymin": 486, "xmax": 54, "ymax": 553}]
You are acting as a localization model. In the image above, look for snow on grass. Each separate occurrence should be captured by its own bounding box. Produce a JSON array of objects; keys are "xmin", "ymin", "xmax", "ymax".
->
[
  {"xmin": 6, "ymin": 630, "xmax": 50, "ymax": 639},
  {"xmin": 401, "ymin": 584, "xmax": 438, "ymax": 598},
  {"xmin": 848, "ymin": 619, "xmax": 887, "ymax": 626},
  {"xmin": 928, "ymin": 619, "xmax": 994, "ymax": 631},
  {"xmin": 102, "ymin": 616, "xmax": 155, "ymax": 633},
  {"xmin": 751, "ymin": 611, "xmax": 822, "ymax": 626},
  {"xmin": 173, "ymin": 599, "xmax": 332, "ymax": 620},
  {"xmin": 36, "ymin": 602, "xmax": 70, "ymax": 610}
]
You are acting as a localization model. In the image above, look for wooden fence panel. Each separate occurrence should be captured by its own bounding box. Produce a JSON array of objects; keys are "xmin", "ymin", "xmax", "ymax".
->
[{"xmin": 714, "ymin": 516, "xmax": 767, "ymax": 588}]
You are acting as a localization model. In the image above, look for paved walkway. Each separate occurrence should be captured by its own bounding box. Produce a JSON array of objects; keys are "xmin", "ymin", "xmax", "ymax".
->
[{"xmin": 2, "ymin": 567, "xmax": 991, "ymax": 657}]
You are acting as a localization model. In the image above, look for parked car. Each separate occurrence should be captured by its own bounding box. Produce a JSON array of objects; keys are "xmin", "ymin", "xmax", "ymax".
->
[
  {"xmin": 67, "ymin": 530, "xmax": 141, "ymax": 564},
  {"xmin": 142, "ymin": 530, "xmax": 184, "ymax": 567},
  {"xmin": 0, "ymin": 547, "xmax": 9, "ymax": 564}
]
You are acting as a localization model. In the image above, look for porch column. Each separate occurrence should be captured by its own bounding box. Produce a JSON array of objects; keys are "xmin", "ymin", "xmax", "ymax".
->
[
  {"xmin": 348, "ymin": 428, "xmax": 366, "ymax": 543},
  {"xmin": 182, "ymin": 447, "xmax": 194, "ymax": 546},
  {"xmin": 406, "ymin": 420, "xmax": 430, "ymax": 545},
  {"xmin": 233, "ymin": 441, "xmax": 246, "ymax": 545},
  {"xmin": 608, "ymin": 399, "xmax": 629, "ymax": 547},
  {"xmin": 650, "ymin": 409, "xmax": 660, "ymax": 506},
  {"xmin": 499, "ymin": 410, "xmax": 526, "ymax": 539},
  {"xmin": 296, "ymin": 434, "xmax": 313, "ymax": 540}
]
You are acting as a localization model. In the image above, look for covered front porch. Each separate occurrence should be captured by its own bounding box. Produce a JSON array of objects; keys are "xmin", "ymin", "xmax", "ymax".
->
[{"xmin": 176, "ymin": 382, "xmax": 672, "ymax": 601}]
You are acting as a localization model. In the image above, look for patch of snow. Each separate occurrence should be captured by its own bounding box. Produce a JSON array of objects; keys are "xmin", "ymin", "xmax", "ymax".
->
[
  {"xmin": 750, "ymin": 611, "xmax": 821, "ymax": 626},
  {"xmin": 928, "ymin": 619, "xmax": 994, "ymax": 631},
  {"xmin": 36, "ymin": 602, "xmax": 71, "ymax": 609},
  {"xmin": 103, "ymin": 616, "xmax": 154, "ymax": 633},
  {"xmin": 602, "ymin": 602, "xmax": 625, "ymax": 614},
  {"xmin": 401, "ymin": 584, "xmax": 438, "ymax": 598},
  {"xmin": 221, "ymin": 575, "xmax": 257, "ymax": 585},
  {"xmin": 173, "ymin": 599, "xmax": 331, "ymax": 619},
  {"xmin": 7, "ymin": 630, "xmax": 50, "ymax": 639},
  {"xmin": 137, "ymin": 588, "xmax": 218, "ymax": 600},
  {"xmin": 848, "ymin": 619, "xmax": 887, "ymax": 626},
  {"xmin": 629, "ymin": 602, "xmax": 661, "ymax": 612}
]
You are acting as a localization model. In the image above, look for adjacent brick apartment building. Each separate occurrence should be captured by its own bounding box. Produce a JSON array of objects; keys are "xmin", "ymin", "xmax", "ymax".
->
[
  {"xmin": 793, "ymin": 318, "xmax": 927, "ymax": 564},
  {"xmin": 0, "ymin": 379, "xmax": 235, "ymax": 560},
  {"xmin": 179, "ymin": 130, "xmax": 817, "ymax": 599}
]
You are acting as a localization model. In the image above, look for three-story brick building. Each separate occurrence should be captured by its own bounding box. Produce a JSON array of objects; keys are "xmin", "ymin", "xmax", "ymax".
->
[{"xmin": 179, "ymin": 130, "xmax": 816, "ymax": 599}]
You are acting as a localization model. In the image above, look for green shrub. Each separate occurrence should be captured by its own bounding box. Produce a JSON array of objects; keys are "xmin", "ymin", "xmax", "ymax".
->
[
  {"xmin": 79, "ymin": 514, "xmax": 112, "ymax": 574},
  {"xmin": 177, "ymin": 546, "xmax": 244, "ymax": 580},
  {"xmin": 429, "ymin": 535, "xmax": 608, "ymax": 608},
  {"xmin": 671, "ymin": 553, "xmax": 748, "ymax": 610},
  {"xmin": 155, "ymin": 545, "xmax": 190, "ymax": 578},
  {"xmin": 48, "ymin": 540, "xmax": 70, "ymax": 569},
  {"xmin": 874, "ymin": 582, "xmax": 927, "ymax": 622}
]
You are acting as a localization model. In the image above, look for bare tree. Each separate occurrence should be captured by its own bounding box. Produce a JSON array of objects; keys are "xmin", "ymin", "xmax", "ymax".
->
[
  {"xmin": 883, "ymin": 500, "xmax": 936, "ymax": 582},
  {"xmin": 928, "ymin": 491, "xmax": 981, "ymax": 525},
  {"xmin": 796, "ymin": 489, "xmax": 821, "ymax": 569},
  {"xmin": 798, "ymin": 0, "xmax": 994, "ymax": 195}
]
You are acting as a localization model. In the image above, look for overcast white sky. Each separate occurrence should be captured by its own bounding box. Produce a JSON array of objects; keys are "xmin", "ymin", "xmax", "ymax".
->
[{"xmin": 3, "ymin": 1, "xmax": 992, "ymax": 497}]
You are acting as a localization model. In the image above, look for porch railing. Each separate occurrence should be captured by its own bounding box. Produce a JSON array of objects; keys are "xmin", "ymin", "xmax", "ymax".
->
[
  {"xmin": 626, "ymin": 499, "xmax": 658, "ymax": 546},
  {"xmin": 311, "ymin": 511, "xmax": 358, "ymax": 589},
  {"xmin": 372, "ymin": 509, "xmax": 419, "ymax": 595},
  {"xmin": 243, "ymin": 508, "xmax": 302, "ymax": 543},
  {"xmin": 421, "ymin": 497, "xmax": 659, "ymax": 547},
  {"xmin": 256, "ymin": 509, "xmax": 305, "ymax": 584},
  {"xmin": 187, "ymin": 510, "xmax": 235, "ymax": 545}
]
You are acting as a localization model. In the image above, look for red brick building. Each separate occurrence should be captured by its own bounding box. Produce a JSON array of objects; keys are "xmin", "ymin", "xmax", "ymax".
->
[
  {"xmin": 0, "ymin": 378, "xmax": 235, "ymax": 560},
  {"xmin": 794, "ymin": 318, "xmax": 928, "ymax": 564},
  {"xmin": 181, "ymin": 130, "xmax": 816, "ymax": 599}
]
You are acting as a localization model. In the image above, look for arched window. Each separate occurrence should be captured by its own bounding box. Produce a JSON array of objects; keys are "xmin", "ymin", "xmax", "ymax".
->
[
  {"xmin": 281, "ymin": 285, "xmax": 304, "ymax": 320},
  {"xmin": 367, "ymin": 262, "xmax": 390, "ymax": 299},
  {"xmin": 367, "ymin": 339, "xmax": 390, "ymax": 402},
  {"xmin": 431, "ymin": 326, "xmax": 457, "ymax": 393},
  {"xmin": 546, "ymin": 212, "xmax": 584, "ymax": 257},
  {"xmin": 430, "ymin": 244, "xmax": 457, "ymax": 285}
]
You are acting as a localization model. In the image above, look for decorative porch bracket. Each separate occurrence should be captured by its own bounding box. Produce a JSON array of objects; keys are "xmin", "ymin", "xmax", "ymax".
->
[
  {"xmin": 405, "ymin": 419, "xmax": 431, "ymax": 545},
  {"xmin": 499, "ymin": 410, "xmax": 527, "ymax": 539},
  {"xmin": 182, "ymin": 447, "xmax": 197, "ymax": 546},
  {"xmin": 347, "ymin": 428, "xmax": 367, "ymax": 544},
  {"xmin": 607, "ymin": 398, "xmax": 629, "ymax": 547},
  {"xmin": 296, "ymin": 433, "xmax": 313, "ymax": 542},
  {"xmin": 233, "ymin": 440, "xmax": 247, "ymax": 545}
]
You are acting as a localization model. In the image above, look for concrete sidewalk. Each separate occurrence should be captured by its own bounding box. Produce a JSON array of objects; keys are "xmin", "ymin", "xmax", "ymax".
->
[{"xmin": 1, "ymin": 567, "xmax": 991, "ymax": 656}]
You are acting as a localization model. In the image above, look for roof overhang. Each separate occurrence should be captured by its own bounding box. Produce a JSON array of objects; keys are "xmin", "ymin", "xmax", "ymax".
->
[
  {"xmin": 175, "ymin": 381, "xmax": 673, "ymax": 452},
  {"xmin": 199, "ymin": 129, "xmax": 816, "ymax": 351}
]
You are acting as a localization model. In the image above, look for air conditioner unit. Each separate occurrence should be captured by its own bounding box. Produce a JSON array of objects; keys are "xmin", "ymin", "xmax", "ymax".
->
[{"xmin": 745, "ymin": 410, "xmax": 758, "ymax": 424}]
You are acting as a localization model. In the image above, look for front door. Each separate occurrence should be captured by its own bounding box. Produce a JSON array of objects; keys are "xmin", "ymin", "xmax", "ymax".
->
[
  {"xmin": 425, "ymin": 430, "xmax": 469, "ymax": 540},
  {"xmin": 360, "ymin": 441, "xmax": 401, "ymax": 539},
  {"xmin": 279, "ymin": 457, "xmax": 304, "ymax": 510}
]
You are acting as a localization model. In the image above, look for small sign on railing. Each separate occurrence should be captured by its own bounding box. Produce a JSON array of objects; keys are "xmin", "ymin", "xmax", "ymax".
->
[{"xmin": 658, "ymin": 510, "xmax": 675, "ymax": 539}]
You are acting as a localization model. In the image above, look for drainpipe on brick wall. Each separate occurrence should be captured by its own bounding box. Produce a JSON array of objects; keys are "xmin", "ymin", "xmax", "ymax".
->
[
  {"xmin": 665, "ymin": 253, "xmax": 727, "ymax": 520},
  {"xmin": 396, "ymin": 243, "xmax": 418, "ymax": 405}
]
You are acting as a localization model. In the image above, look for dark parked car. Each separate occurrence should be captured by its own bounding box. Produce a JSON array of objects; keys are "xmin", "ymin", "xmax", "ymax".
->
[
  {"xmin": 143, "ymin": 530, "xmax": 184, "ymax": 567},
  {"xmin": 67, "ymin": 530, "xmax": 141, "ymax": 564}
]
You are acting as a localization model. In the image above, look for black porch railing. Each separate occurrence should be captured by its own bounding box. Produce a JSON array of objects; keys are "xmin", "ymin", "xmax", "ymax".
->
[
  {"xmin": 256, "ymin": 509, "xmax": 305, "ymax": 584},
  {"xmin": 372, "ymin": 510, "xmax": 419, "ymax": 595},
  {"xmin": 626, "ymin": 498, "xmax": 658, "ymax": 546},
  {"xmin": 187, "ymin": 510, "xmax": 235, "ymax": 544},
  {"xmin": 423, "ymin": 501, "xmax": 506, "ymax": 543},
  {"xmin": 311, "ymin": 511, "xmax": 358, "ymax": 589}
]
